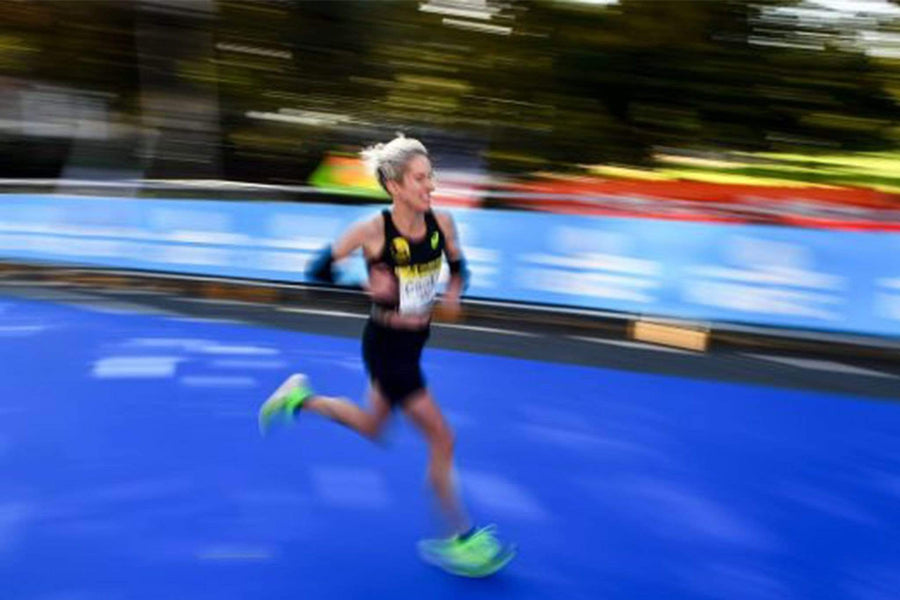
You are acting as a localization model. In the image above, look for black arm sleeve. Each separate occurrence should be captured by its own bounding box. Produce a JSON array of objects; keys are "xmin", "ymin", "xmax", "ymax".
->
[
  {"xmin": 448, "ymin": 257, "xmax": 470, "ymax": 290},
  {"xmin": 307, "ymin": 246, "xmax": 336, "ymax": 284}
]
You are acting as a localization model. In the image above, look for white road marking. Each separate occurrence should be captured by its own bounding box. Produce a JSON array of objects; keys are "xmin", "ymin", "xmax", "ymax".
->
[
  {"xmin": 178, "ymin": 297, "xmax": 268, "ymax": 307},
  {"xmin": 433, "ymin": 322, "xmax": 538, "ymax": 337},
  {"xmin": 569, "ymin": 336, "xmax": 697, "ymax": 355},
  {"xmin": 0, "ymin": 325, "xmax": 48, "ymax": 336},
  {"xmin": 92, "ymin": 356, "xmax": 182, "ymax": 379},
  {"xmin": 277, "ymin": 306, "xmax": 367, "ymax": 319},
  {"xmin": 196, "ymin": 545, "xmax": 274, "ymax": 562},
  {"xmin": 743, "ymin": 354, "xmax": 898, "ymax": 379},
  {"xmin": 210, "ymin": 359, "xmax": 288, "ymax": 370},
  {"xmin": 197, "ymin": 344, "xmax": 279, "ymax": 356},
  {"xmin": 167, "ymin": 317, "xmax": 246, "ymax": 326},
  {"xmin": 69, "ymin": 301, "xmax": 180, "ymax": 316},
  {"xmin": 180, "ymin": 376, "xmax": 258, "ymax": 388}
]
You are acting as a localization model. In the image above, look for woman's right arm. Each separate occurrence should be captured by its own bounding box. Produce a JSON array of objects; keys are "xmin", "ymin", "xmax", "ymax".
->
[{"xmin": 307, "ymin": 216, "xmax": 380, "ymax": 283}]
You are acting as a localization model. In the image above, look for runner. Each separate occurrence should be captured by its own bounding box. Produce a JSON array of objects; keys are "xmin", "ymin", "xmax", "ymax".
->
[{"xmin": 258, "ymin": 135, "xmax": 514, "ymax": 577}]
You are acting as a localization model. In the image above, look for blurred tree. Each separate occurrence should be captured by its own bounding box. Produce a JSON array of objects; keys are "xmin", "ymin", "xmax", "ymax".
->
[
  {"xmin": 0, "ymin": 0, "xmax": 897, "ymax": 181},
  {"xmin": 498, "ymin": 0, "xmax": 900, "ymax": 171}
]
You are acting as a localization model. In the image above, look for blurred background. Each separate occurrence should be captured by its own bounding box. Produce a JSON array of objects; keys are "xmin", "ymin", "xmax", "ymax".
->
[
  {"xmin": 3, "ymin": 4, "xmax": 900, "ymax": 599},
  {"xmin": 0, "ymin": 0, "xmax": 898, "ymax": 213}
]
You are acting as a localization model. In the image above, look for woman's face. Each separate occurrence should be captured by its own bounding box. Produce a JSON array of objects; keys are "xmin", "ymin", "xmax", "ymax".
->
[{"xmin": 387, "ymin": 154, "xmax": 435, "ymax": 212}]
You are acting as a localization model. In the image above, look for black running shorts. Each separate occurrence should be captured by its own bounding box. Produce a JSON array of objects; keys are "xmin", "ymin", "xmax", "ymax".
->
[{"xmin": 361, "ymin": 318, "xmax": 429, "ymax": 407}]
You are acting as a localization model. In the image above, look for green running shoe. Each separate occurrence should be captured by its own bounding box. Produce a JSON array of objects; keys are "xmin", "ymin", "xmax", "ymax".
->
[
  {"xmin": 418, "ymin": 525, "xmax": 516, "ymax": 578},
  {"xmin": 258, "ymin": 373, "xmax": 313, "ymax": 436}
]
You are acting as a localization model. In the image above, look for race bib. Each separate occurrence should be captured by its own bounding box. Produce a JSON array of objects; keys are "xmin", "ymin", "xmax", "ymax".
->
[{"xmin": 396, "ymin": 259, "xmax": 441, "ymax": 315}]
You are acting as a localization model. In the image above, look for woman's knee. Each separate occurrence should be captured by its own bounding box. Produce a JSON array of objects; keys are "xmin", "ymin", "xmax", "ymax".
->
[
  {"xmin": 365, "ymin": 412, "xmax": 389, "ymax": 439},
  {"xmin": 433, "ymin": 425, "xmax": 455, "ymax": 456}
]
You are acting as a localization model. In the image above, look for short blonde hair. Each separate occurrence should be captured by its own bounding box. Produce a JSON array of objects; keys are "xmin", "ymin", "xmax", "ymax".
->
[{"xmin": 360, "ymin": 134, "xmax": 428, "ymax": 192}]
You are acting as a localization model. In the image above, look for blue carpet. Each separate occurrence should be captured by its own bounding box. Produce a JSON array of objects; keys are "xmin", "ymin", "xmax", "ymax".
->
[{"xmin": 1, "ymin": 296, "xmax": 898, "ymax": 600}]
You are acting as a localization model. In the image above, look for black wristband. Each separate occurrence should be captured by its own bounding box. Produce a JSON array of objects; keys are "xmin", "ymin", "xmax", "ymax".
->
[
  {"xmin": 307, "ymin": 246, "xmax": 336, "ymax": 284},
  {"xmin": 448, "ymin": 257, "xmax": 469, "ymax": 289}
]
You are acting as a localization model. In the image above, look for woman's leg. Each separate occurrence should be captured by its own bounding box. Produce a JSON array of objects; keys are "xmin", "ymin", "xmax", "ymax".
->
[
  {"xmin": 304, "ymin": 382, "xmax": 392, "ymax": 440},
  {"xmin": 403, "ymin": 389, "xmax": 470, "ymax": 535}
]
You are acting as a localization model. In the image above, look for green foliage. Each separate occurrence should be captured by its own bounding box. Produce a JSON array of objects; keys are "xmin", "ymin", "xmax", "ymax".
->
[{"xmin": 0, "ymin": 0, "xmax": 897, "ymax": 179}]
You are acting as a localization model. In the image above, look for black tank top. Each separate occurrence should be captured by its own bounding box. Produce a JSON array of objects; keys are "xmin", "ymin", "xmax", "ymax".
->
[{"xmin": 373, "ymin": 209, "xmax": 445, "ymax": 314}]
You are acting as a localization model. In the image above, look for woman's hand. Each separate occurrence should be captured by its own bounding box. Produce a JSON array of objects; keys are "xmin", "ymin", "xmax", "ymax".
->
[{"xmin": 433, "ymin": 295, "xmax": 463, "ymax": 322}]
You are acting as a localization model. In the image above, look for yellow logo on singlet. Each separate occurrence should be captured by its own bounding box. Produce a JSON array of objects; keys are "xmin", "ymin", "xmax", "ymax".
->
[
  {"xmin": 430, "ymin": 231, "xmax": 440, "ymax": 250},
  {"xmin": 391, "ymin": 237, "xmax": 411, "ymax": 265},
  {"xmin": 395, "ymin": 257, "xmax": 442, "ymax": 279}
]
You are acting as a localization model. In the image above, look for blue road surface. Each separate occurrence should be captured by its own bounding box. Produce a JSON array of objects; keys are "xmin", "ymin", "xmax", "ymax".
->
[{"xmin": 1, "ymin": 292, "xmax": 900, "ymax": 600}]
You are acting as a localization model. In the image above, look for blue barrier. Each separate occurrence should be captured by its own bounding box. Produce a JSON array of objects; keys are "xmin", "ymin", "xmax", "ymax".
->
[{"xmin": 0, "ymin": 194, "xmax": 898, "ymax": 336}]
